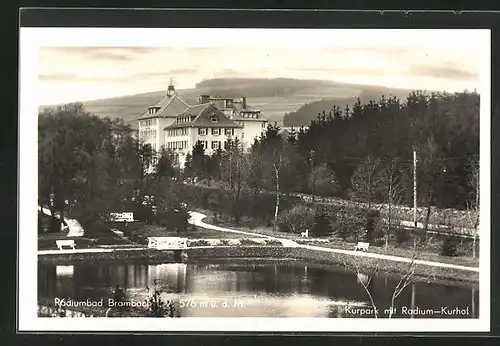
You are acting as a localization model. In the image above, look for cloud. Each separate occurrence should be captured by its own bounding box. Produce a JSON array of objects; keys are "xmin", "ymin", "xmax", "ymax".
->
[
  {"xmin": 409, "ymin": 64, "xmax": 479, "ymax": 80},
  {"xmin": 37, "ymin": 44, "xmax": 483, "ymax": 104}
]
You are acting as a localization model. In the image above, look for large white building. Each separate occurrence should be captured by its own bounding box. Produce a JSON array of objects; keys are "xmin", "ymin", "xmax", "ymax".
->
[
  {"xmin": 165, "ymin": 103, "xmax": 243, "ymax": 167},
  {"xmin": 137, "ymin": 83, "xmax": 189, "ymax": 152},
  {"xmin": 137, "ymin": 82, "xmax": 268, "ymax": 168},
  {"xmin": 197, "ymin": 95, "xmax": 268, "ymax": 148}
]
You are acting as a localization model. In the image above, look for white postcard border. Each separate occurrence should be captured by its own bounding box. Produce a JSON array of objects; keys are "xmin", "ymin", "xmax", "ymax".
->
[{"xmin": 18, "ymin": 27, "xmax": 491, "ymax": 332}]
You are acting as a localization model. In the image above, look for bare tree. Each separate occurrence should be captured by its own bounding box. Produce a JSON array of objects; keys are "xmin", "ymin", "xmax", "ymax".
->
[
  {"xmin": 466, "ymin": 157, "xmax": 479, "ymax": 258},
  {"xmin": 376, "ymin": 157, "xmax": 404, "ymax": 250},
  {"xmin": 418, "ymin": 136, "xmax": 445, "ymax": 236},
  {"xmin": 343, "ymin": 251, "xmax": 434, "ymax": 319},
  {"xmin": 345, "ymin": 255, "xmax": 380, "ymax": 318},
  {"xmin": 219, "ymin": 139, "xmax": 248, "ymax": 224},
  {"xmin": 273, "ymin": 149, "xmax": 284, "ymax": 232},
  {"xmin": 309, "ymin": 163, "xmax": 339, "ymax": 203},
  {"xmin": 350, "ymin": 155, "xmax": 381, "ymax": 209}
]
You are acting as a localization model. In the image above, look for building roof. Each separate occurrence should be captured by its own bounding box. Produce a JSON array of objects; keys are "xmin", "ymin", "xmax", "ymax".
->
[
  {"xmin": 233, "ymin": 107, "xmax": 268, "ymax": 122},
  {"xmin": 165, "ymin": 103, "xmax": 243, "ymax": 129},
  {"xmin": 138, "ymin": 94, "xmax": 189, "ymax": 120}
]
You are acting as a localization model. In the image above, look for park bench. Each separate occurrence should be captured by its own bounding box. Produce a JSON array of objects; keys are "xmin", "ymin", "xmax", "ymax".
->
[
  {"xmin": 354, "ymin": 242, "xmax": 370, "ymax": 251},
  {"xmin": 109, "ymin": 212, "xmax": 135, "ymax": 223},
  {"xmin": 147, "ymin": 237, "xmax": 188, "ymax": 250},
  {"xmin": 56, "ymin": 239, "xmax": 76, "ymax": 250}
]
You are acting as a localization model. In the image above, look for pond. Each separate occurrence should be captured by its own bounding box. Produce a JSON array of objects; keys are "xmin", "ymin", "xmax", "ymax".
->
[{"xmin": 38, "ymin": 259, "xmax": 478, "ymax": 318}]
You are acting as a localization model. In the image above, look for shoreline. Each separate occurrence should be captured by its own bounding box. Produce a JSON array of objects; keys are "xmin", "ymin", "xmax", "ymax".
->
[{"xmin": 38, "ymin": 246, "xmax": 478, "ymax": 285}]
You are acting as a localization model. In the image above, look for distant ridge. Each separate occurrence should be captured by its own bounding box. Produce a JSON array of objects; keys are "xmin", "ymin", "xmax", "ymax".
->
[{"xmin": 38, "ymin": 78, "xmax": 443, "ymax": 128}]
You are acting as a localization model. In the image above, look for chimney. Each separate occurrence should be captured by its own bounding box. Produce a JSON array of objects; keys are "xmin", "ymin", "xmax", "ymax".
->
[
  {"xmin": 242, "ymin": 96, "xmax": 247, "ymax": 109},
  {"xmin": 199, "ymin": 94, "xmax": 210, "ymax": 104}
]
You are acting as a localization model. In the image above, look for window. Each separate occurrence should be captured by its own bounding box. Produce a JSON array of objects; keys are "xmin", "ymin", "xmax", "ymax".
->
[
  {"xmin": 211, "ymin": 141, "xmax": 221, "ymax": 150},
  {"xmin": 262, "ymin": 122, "xmax": 267, "ymax": 128},
  {"xmin": 200, "ymin": 141, "xmax": 208, "ymax": 149},
  {"xmin": 212, "ymin": 128, "xmax": 220, "ymax": 136},
  {"xmin": 211, "ymin": 114, "xmax": 219, "ymax": 123},
  {"xmin": 198, "ymin": 128, "xmax": 207, "ymax": 136},
  {"xmin": 225, "ymin": 128, "xmax": 232, "ymax": 136}
]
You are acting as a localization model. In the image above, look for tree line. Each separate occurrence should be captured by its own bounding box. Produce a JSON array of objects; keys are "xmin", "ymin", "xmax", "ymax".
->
[
  {"xmin": 182, "ymin": 90, "xmax": 479, "ymax": 254},
  {"xmin": 184, "ymin": 91, "xmax": 479, "ymax": 212},
  {"xmin": 38, "ymin": 103, "xmax": 188, "ymax": 234}
]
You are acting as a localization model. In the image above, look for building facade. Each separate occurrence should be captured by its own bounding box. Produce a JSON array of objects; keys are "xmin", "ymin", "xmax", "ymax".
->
[
  {"xmin": 164, "ymin": 103, "xmax": 243, "ymax": 167},
  {"xmin": 138, "ymin": 82, "xmax": 268, "ymax": 169},
  {"xmin": 197, "ymin": 95, "xmax": 268, "ymax": 148},
  {"xmin": 137, "ymin": 83, "xmax": 189, "ymax": 151}
]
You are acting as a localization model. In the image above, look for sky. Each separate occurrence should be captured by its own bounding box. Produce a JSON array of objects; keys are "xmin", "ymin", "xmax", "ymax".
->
[{"xmin": 37, "ymin": 30, "xmax": 486, "ymax": 105}]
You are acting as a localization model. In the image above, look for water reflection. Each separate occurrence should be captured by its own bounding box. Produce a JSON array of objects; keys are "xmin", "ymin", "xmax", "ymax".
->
[{"xmin": 38, "ymin": 261, "xmax": 479, "ymax": 318}]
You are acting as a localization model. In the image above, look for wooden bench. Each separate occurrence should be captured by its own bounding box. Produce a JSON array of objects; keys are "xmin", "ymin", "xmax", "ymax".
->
[
  {"xmin": 354, "ymin": 242, "xmax": 370, "ymax": 251},
  {"xmin": 56, "ymin": 240, "xmax": 76, "ymax": 250}
]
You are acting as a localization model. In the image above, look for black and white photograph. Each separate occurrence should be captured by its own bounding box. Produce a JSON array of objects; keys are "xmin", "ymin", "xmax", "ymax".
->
[{"xmin": 19, "ymin": 27, "xmax": 490, "ymax": 332}]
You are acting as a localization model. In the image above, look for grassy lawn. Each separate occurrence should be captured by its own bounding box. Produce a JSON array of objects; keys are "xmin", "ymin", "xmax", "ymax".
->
[
  {"xmin": 38, "ymin": 219, "xmax": 135, "ymax": 250},
  {"xmin": 122, "ymin": 221, "xmax": 242, "ymax": 242},
  {"xmin": 197, "ymin": 210, "xmax": 479, "ymax": 268}
]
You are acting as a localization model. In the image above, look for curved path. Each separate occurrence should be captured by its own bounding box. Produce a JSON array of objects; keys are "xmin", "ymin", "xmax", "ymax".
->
[
  {"xmin": 38, "ymin": 206, "xmax": 85, "ymax": 237},
  {"xmin": 188, "ymin": 211, "xmax": 479, "ymax": 273}
]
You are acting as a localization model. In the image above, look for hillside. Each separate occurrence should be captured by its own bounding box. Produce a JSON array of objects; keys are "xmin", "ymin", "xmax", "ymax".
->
[
  {"xmin": 283, "ymin": 86, "xmax": 419, "ymax": 127},
  {"xmin": 39, "ymin": 78, "xmax": 421, "ymax": 128}
]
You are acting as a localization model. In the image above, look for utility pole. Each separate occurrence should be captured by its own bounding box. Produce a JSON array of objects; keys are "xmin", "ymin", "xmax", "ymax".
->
[
  {"xmin": 413, "ymin": 148, "xmax": 418, "ymax": 228},
  {"xmin": 310, "ymin": 149, "xmax": 315, "ymax": 203}
]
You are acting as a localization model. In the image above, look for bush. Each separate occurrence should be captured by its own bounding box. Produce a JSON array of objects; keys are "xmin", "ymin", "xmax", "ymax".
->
[
  {"xmin": 189, "ymin": 239, "xmax": 210, "ymax": 247},
  {"xmin": 112, "ymin": 285, "xmax": 127, "ymax": 310},
  {"xmin": 335, "ymin": 228, "xmax": 351, "ymax": 240},
  {"xmin": 239, "ymin": 238, "xmax": 259, "ymax": 245},
  {"xmin": 334, "ymin": 206, "xmax": 366, "ymax": 240},
  {"xmin": 395, "ymin": 229, "xmax": 411, "ymax": 244},
  {"xmin": 183, "ymin": 184, "xmax": 302, "ymax": 224},
  {"xmin": 364, "ymin": 209, "xmax": 381, "ymax": 242},
  {"xmin": 441, "ymin": 236, "xmax": 459, "ymax": 256},
  {"xmin": 312, "ymin": 211, "xmax": 330, "ymax": 237},
  {"xmin": 373, "ymin": 238, "xmax": 386, "ymax": 247},
  {"xmin": 147, "ymin": 281, "xmax": 175, "ymax": 317},
  {"xmin": 265, "ymin": 239, "xmax": 283, "ymax": 246},
  {"xmin": 277, "ymin": 205, "xmax": 316, "ymax": 233}
]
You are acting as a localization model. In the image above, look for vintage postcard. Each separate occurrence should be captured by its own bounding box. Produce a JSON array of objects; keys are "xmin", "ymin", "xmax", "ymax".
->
[{"xmin": 19, "ymin": 27, "xmax": 490, "ymax": 332}]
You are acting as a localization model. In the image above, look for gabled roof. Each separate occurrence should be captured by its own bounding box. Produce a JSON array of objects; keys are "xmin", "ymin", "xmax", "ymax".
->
[
  {"xmin": 138, "ymin": 94, "xmax": 189, "ymax": 120},
  {"xmin": 165, "ymin": 103, "xmax": 243, "ymax": 129}
]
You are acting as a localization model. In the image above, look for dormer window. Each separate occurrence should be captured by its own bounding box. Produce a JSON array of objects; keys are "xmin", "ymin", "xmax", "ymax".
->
[
  {"xmin": 149, "ymin": 107, "xmax": 160, "ymax": 115},
  {"xmin": 210, "ymin": 114, "xmax": 219, "ymax": 123}
]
